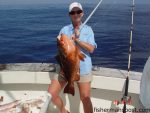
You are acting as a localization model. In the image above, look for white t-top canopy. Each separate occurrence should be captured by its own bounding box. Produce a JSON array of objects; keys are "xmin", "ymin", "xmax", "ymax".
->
[{"xmin": 140, "ymin": 56, "xmax": 150, "ymax": 108}]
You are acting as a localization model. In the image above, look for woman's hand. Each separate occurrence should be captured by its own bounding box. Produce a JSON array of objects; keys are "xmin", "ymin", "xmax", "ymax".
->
[
  {"xmin": 74, "ymin": 28, "xmax": 80, "ymax": 38},
  {"xmin": 71, "ymin": 34, "xmax": 78, "ymax": 42},
  {"xmin": 72, "ymin": 28, "xmax": 80, "ymax": 41}
]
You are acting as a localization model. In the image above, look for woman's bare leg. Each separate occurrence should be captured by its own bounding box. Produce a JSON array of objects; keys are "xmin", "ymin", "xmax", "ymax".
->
[
  {"xmin": 48, "ymin": 79, "xmax": 67, "ymax": 113},
  {"xmin": 77, "ymin": 82, "xmax": 93, "ymax": 113}
]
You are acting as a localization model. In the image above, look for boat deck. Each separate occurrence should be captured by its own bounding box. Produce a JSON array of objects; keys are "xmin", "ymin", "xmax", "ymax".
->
[{"xmin": 0, "ymin": 63, "xmax": 143, "ymax": 113}]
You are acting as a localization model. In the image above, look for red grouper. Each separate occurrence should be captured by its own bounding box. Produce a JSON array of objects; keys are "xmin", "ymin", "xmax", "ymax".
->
[{"xmin": 55, "ymin": 34, "xmax": 86, "ymax": 96}]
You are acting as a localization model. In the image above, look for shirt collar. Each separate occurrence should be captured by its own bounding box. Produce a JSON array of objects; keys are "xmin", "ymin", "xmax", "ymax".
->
[{"xmin": 70, "ymin": 23, "xmax": 84, "ymax": 31}]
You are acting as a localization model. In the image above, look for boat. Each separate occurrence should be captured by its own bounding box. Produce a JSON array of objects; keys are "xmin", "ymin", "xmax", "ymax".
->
[
  {"xmin": 0, "ymin": 62, "xmax": 146, "ymax": 113},
  {"xmin": 0, "ymin": 0, "xmax": 149, "ymax": 112}
]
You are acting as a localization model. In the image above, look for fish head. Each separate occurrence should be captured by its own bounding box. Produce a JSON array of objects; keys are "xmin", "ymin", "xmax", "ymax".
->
[
  {"xmin": 57, "ymin": 34, "xmax": 75, "ymax": 57},
  {"xmin": 57, "ymin": 34, "xmax": 67, "ymax": 47}
]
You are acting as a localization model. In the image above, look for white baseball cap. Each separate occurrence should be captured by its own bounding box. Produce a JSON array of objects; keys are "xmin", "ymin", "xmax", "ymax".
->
[{"xmin": 69, "ymin": 2, "xmax": 83, "ymax": 12}]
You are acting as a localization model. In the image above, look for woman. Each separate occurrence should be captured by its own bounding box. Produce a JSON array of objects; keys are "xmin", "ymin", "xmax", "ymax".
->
[{"xmin": 48, "ymin": 2, "xmax": 97, "ymax": 113}]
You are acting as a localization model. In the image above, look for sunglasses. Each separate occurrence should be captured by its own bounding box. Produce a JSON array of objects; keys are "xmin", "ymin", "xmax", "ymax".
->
[{"xmin": 69, "ymin": 10, "xmax": 83, "ymax": 15}]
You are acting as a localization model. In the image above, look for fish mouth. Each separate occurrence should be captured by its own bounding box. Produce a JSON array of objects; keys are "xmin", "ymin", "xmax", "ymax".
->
[
  {"xmin": 57, "ymin": 35, "xmax": 65, "ymax": 46},
  {"xmin": 57, "ymin": 35, "xmax": 61, "ymax": 40}
]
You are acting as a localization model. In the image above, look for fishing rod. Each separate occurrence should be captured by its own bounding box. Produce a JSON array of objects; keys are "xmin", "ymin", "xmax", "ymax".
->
[
  {"xmin": 122, "ymin": 0, "xmax": 135, "ymax": 113},
  {"xmin": 83, "ymin": 0, "xmax": 103, "ymax": 26},
  {"xmin": 113, "ymin": 0, "xmax": 135, "ymax": 112},
  {"xmin": 80, "ymin": 0, "xmax": 103, "ymax": 31}
]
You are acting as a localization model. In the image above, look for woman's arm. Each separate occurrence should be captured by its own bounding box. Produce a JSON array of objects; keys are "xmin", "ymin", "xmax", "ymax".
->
[
  {"xmin": 72, "ymin": 36, "xmax": 95, "ymax": 53},
  {"xmin": 72, "ymin": 28, "xmax": 96, "ymax": 53}
]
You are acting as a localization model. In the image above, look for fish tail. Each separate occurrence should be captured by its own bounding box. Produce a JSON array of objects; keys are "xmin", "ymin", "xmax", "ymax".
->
[{"xmin": 64, "ymin": 83, "xmax": 75, "ymax": 96}]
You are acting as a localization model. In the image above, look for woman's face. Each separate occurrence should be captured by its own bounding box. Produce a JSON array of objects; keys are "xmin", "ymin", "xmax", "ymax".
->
[{"xmin": 69, "ymin": 7, "xmax": 83, "ymax": 24}]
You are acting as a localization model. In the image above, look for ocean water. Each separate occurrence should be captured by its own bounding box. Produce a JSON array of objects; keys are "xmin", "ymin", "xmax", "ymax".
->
[{"xmin": 0, "ymin": 4, "xmax": 150, "ymax": 72}]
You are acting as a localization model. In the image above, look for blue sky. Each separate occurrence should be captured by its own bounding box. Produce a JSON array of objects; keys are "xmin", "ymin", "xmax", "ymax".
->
[{"xmin": 0, "ymin": 0, "xmax": 149, "ymax": 5}]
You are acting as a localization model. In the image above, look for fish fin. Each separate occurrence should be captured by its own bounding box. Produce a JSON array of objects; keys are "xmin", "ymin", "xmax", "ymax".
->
[
  {"xmin": 55, "ymin": 54, "xmax": 60, "ymax": 64},
  {"xmin": 73, "ymin": 73, "xmax": 80, "ymax": 81},
  {"xmin": 64, "ymin": 84, "xmax": 75, "ymax": 96},
  {"xmin": 78, "ymin": 53, "xmax": 86, "ymax": 61},
  {"xmin": 55, "ymin": 54, "xmax": 63, "ymax": 69}
]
